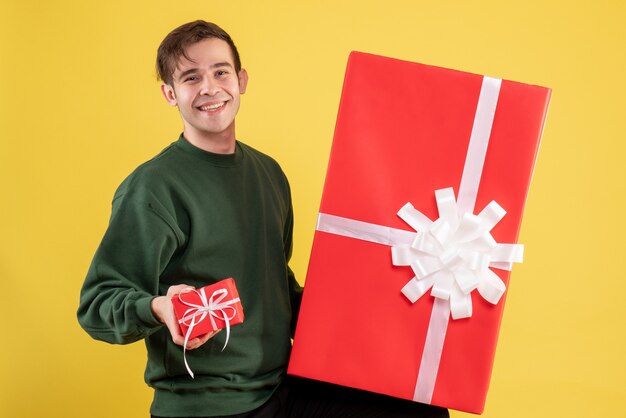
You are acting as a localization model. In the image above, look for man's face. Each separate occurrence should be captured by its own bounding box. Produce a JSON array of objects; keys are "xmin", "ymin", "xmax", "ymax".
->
[{"xmin": 161, "ymin": 38, "xmax": 248, "ymax": 145}]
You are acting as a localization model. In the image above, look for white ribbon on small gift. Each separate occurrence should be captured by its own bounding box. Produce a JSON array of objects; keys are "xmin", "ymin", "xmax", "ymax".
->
[
  {"xmin": 316, "ymin": 76, "xmax": 523, "ymax": 404},
  {"xmin": 177, "ymin": 287, "xmax": 240, "ymax": 378}
]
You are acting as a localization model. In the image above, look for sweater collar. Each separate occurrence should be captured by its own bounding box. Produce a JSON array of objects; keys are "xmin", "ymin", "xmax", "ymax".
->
[{"xmin": 174, "ymin": 134, "xmax": 244, "ymax": 167}]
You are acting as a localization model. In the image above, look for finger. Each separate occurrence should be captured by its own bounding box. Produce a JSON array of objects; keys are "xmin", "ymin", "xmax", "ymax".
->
[
  {"xmin": 186, "ymin": 336, "xmax": 207, "ymax": 350},
  {"xmin": 186, "ymin": 339, "xmax": 200, "ymax": 350},
  {"xmin": 187, "ymin": 329, "xmax": 221, "ymax": 350},
  {"xmin": 167, "ymin": 321, "xmax": 186, "ymax": 346},
  {"xmin": 204, "ymin": 329, "xmax": 220, "ymax": 340},
  {"xmin": 166, "ymin": 284, "xmax": 196, "ymax": 298},
  {"xmin": 198, "ymin": 329, "xmax": 220, "ymax": 345},
  {"xmin": 163, "ymin": 308, "xmax": 186, "ymax": 346}
]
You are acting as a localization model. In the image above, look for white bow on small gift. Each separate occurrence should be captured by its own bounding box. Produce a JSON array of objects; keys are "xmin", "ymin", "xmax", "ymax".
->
[{"xmin": 177, "ymin": 287, "xmax": 240, "ymax": 378}]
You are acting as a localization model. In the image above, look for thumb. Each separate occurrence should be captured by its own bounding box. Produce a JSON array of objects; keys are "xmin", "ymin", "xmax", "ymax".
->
[{"xmin": 166, "ymin": 284, "xmax": 195, "ymax": 298}]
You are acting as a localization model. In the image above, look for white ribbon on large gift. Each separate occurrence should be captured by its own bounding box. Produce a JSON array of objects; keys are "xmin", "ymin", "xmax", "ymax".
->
[
  {"xmin": 316, "ymin": 76, "xmax": 524, "ymax": 404},
  {"xmin": 177, "ymin": 287, "xmax": 240, "ymax": 378}
]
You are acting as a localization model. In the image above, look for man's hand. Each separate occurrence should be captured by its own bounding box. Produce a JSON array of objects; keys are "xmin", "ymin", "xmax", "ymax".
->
[{"xmin": 151, "ymin": 284, "xmax": 220, "ymax": 350}]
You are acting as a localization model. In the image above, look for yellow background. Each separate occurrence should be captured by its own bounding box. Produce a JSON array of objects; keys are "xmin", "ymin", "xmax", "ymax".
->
[{"xmin": 1, "ymin": 0, "xmax": 624, "ymax": 417}]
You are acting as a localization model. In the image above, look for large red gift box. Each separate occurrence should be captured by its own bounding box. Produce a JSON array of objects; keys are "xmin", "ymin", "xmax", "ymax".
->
[
  {"xmin": 288, "ymin": 52, "xmax": 550, "ymax": 414},
  {"xmin": 171, "ymin": 278, "xmax": 244, "ymax": 341}
]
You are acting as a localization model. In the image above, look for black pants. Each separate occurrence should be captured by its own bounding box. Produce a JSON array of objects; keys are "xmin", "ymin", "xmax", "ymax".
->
[{"xmin": 152, "ymin": 376, "xmax": 450, "ymax": 418}]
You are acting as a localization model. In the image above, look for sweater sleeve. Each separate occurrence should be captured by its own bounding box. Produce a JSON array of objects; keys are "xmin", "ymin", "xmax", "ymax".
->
[
  {"xmin": 282, "ymin": 184, "xmax": 303, "ymax": 338},
  {"xmin": 77, "ymin": 189, "xmax": 183, "ymax": 345}
]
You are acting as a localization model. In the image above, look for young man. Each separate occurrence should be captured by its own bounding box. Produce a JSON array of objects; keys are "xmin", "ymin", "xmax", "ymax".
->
[{"xmin": 78, "ymin": 20, "xmax": 449, "ymax": 418}]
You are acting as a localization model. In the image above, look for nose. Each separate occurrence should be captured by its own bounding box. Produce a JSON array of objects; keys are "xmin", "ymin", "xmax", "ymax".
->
[{"xmin": 200, "ymin": 75, "xmax": 220, "ymax": 96}]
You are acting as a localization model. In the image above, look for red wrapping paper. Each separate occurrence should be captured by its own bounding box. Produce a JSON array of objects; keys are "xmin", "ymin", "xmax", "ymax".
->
[
  {"xmin": 288, "ymin": 52, "xmax": 550, "ymax": 414},
  {"xmin": 171, "ymin": 278, "xmax": 244, "ymax": 340}
]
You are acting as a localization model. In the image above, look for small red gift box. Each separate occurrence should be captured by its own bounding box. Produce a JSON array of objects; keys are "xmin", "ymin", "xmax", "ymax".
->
[
  {"xmin": 288, "ymin": 52, "xmax": 550, "ymax": 413},
  {"xmin": 171, "ymin": 278, "xmax": 244, "ymax": 341}
]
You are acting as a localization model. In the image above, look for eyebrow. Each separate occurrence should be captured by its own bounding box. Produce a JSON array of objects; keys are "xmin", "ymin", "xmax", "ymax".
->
[{"xmin": 176, "ymin": 62, "xmax": 234, "ymax": 81}]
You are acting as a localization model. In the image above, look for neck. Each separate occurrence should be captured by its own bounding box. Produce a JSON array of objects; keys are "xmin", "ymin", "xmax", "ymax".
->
[{"xmin": 183, "ymin": 125, "xmax": 237, "ymax": 154}]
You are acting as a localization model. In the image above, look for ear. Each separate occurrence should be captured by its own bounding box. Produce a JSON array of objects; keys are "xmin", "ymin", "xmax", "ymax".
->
[
  {"xmin": 238, "ymin": 69, "xmax": 249, "ymax": 94},
  {"xmin": 161, "ymin": 83, "xmax": 178, "ymax": 106}
]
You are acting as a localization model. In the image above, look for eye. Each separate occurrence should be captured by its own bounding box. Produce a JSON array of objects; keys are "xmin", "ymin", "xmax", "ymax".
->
[
  {"xmin": 216, "ymin": 70, "xmax": 228, "ymax": 77},
  {"xmin": 184, "ymin": 76, "xmax": 198, "ymax": 82}
]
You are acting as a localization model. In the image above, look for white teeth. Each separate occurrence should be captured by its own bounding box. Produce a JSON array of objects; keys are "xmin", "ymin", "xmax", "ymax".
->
[{"xmin": 199, "ymin": 102, "xmax": 225, "ymax": 111}]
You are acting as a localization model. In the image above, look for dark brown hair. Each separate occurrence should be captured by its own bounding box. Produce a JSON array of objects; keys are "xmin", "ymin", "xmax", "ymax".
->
[{"xmin": 156, "ymin": 20, "xmax": 242, "ymax": 85}]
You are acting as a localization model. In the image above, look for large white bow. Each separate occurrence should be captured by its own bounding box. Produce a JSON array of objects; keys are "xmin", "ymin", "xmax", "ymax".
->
[{"xmin": 391, "ymin": 187, "xmax": 524, "ymax": 319}]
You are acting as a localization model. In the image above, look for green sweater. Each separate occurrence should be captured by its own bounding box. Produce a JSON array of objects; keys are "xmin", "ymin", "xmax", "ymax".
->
[{"xmin": 77, "ymin": 136, "xmax": 303, "ymax": 417}]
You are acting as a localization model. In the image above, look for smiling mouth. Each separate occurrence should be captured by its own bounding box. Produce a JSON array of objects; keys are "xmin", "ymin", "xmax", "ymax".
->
[{"xmin": 198, "ymin": 102, "xmax": 226, "ymax": 111}]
